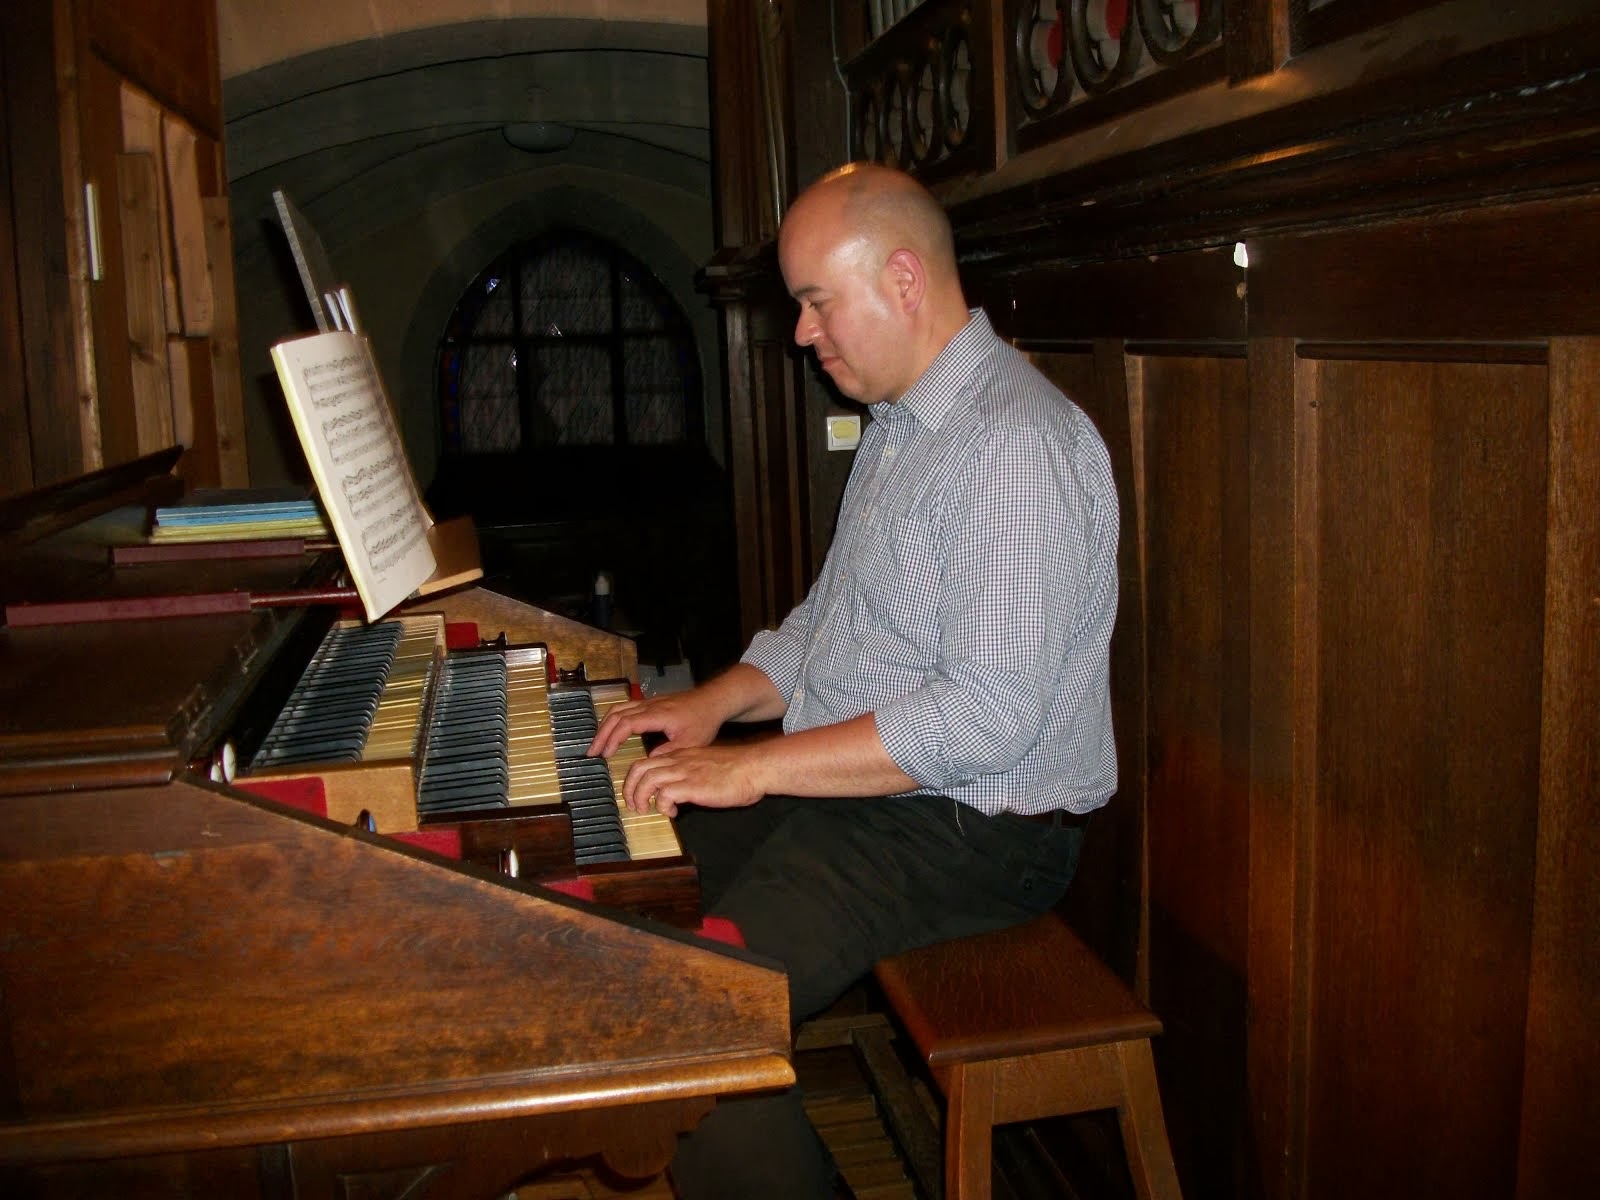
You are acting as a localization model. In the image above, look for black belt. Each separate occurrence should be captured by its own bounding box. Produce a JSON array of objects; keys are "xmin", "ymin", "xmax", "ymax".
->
[{"xmin": 1014, "ymin": 808, "xmax": 1092, "ymax": 828}]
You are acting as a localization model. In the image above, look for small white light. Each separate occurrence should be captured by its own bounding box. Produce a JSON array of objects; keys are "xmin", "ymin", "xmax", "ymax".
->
[{"xmin": 1233, "ymin": 241, "xmax": 1249, "ymax": 269}]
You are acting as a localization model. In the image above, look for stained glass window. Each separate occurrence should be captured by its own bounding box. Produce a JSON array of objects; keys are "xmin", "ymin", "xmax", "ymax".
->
[{"xmin": 438, "ymin": 231, "xmax": 701, "ymax": 453}]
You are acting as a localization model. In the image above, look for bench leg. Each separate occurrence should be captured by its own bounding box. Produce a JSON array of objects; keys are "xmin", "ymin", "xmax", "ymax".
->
[
  {"xmin": 944, "ymin": 1059, "xmax": 998, "ymax": 1200},
  {"xmin": 1115, "ymin": 1039, "xmax": 1183, "ymax": 1200}
]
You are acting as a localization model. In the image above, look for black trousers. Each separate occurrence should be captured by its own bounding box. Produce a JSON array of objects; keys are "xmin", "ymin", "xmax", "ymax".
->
[{"xmin": 668, "ymin": 793, "xmax": 1087, "ymax": 1200}]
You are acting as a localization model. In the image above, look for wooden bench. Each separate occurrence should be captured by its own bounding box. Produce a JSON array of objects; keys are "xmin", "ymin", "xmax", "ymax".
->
[{"xmin": 858, "ymin": 910, "xmax": 1183, "ymax": 1200}]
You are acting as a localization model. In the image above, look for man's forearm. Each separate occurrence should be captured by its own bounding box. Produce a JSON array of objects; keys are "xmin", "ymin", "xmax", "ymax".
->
[
  {"xmin": 744, "ymin": 712, "xmax": 920, "ymax": 799},
  {"xmin": 613, "ymin": 706, "xmax": 920, "ymax": 816},
  {"xmin": 698, "ymin": 662, "xmax": 789, "ymax": 725}
]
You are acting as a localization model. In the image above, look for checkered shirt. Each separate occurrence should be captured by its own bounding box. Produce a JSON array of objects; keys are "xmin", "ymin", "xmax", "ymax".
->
[{"xmin": 743, "ymin": 310, "xmax": 1119, "ymax": 816}]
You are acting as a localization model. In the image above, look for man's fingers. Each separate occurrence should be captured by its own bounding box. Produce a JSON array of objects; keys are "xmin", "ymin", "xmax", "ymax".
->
[
  {"xmin": 585, "ymin": 710, "xmax": 617, "ymax": 756},
  {"xmin": 624, "ymin": 756, "xmax": 668, "ymax": 813},
  {"xmin": 650, "ymin": 789, "xmax": 679, "ymax": 819},
  {"xmin": 588, "ymin": 702, "xmax": 646, "ymax": 757}
]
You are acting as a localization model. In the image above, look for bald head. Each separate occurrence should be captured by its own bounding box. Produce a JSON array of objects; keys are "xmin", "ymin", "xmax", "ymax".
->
[
  {"xmin": 778, "ymin": 163, "xmax": 971, "ymax": 404},
  {"xmin": 799, "ymin": 163, "xmax": 957, "ymax": 276}
]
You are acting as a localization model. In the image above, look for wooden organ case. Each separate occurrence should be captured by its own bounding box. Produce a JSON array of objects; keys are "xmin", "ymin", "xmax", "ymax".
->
[{"xmin": 0, "ymin": 457, "xmax": 793, "ymax": 1199}]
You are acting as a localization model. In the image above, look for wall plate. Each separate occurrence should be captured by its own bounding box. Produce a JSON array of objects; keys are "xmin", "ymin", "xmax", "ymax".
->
[{"xmin": 827, "ymin": 413, "xmax": 861, "ymax": 451}]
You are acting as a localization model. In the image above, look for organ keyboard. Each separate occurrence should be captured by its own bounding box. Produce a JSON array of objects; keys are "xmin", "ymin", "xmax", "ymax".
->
[{"xmin": 232, "ymin": 611, "xmax": 698, "ymax": 924}]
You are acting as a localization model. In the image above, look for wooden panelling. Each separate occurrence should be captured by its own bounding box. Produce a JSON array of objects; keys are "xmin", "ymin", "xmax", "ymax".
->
[
  {"xmin": 990, "ymin": 245, "xmax": 1244, "ymax": 343},
  {"xmin": 1300, "ymin": 353, "xmax": 1547, "ymax": 1198},
  {"xmin": 1245, "ymin": 336, "xmax": 1306, "ymax": 1200},
  {"xmin": 161, "ymin": 115, "xmax": 212, "ymax": 336},
  {"xmin": 4, "ymin": 0, "xmax": 251, "ymax": 493},
  {"xmin": 1291, "ymin": 0, "xmax": 1442, "ymax": 56},
  {"xmin": 10, "ymin": 1145, "xmax": 266, "ymax": 1198},
  {"xmin": 1249, "ymin": 199, "xmax": 1600, "ymax": 341},
  {"xmin": 1030, "ymin": 340, "xmax": 1257, "ymax": 1199},
  {"xmin": 1226, "ymin": 0, "xmax": 1291, "ymax": 80},
  {"xmin": 721, "ymin": 299, "xmax": 812, "ymax": 646},
  {"xmin": 1140, "ymin": 348, "xmax": 1255, "ymax": 959},
  {"xmin": 722, "ymin": 302, "xmax": 763, "ymax": 641},
  {"xmin": 1028, "ymin": 344, "xmax": 1144, "ymax": 984},
  {"xmin": 168, "ymin": 335, "xmax": 213, "ymax": 486},
  {"xmin": 782, "ymin": 0, "xmax": 850, "ymax": 195},
  {"xmin": 118, "ymin": 83, "xmax": 179, "ymax": 333},
  {"xmin": 1134, "ymin": 348, "xmax": 1254, "ymax": 1200},
  {"xmin": 2, "ymin": 0, "xmax": 89, "ymax": 493},
  {"xmin": 0, "ymin": 47, "xmax": 31, "ymax": 492},
  {"xmin": 757, "ymin": 335, "xmax": 808, "ymax": 628},
  {"xmin": 708, "ymin": 0, "xmax": 775, "ymax": 250},
  {"xmin": 1516, "ymin": 338, "xmax": 1600, "ymax": 1199},
  {"xmin": 78, "ymin": 48, "xmax": 136, "ymax": 468},
  {"xmin": 115, "ymin": 149, "xmax": 175, "ymax": 455},
  {"xmin": 81, "ymin": 0, "xmax": 220, "ymax": 136},
  {"xmin": 200, "ymin": 195, "xmax": 248, "ymax": 486}
]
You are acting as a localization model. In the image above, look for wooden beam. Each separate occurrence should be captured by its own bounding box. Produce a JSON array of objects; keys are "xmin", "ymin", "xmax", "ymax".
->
[{"xmin": 114, "ymin": 149, "xmax": 173, "ymax": 455}]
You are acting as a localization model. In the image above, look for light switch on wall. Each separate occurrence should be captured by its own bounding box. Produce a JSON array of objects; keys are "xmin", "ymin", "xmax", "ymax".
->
[{"xmin": 826, "ymin": 413, "xmax": 861, "ymax": 451}]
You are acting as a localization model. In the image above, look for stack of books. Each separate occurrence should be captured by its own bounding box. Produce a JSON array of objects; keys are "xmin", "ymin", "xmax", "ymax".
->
[{"xmin": 149, "ymin": 491, "xmax": 332, "ymax": 544}]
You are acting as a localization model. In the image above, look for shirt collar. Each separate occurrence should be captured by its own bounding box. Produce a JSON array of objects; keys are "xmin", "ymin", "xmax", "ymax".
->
[{"xmin": 868, "ymin": 309, "xmax": 992, "ymax": 433}]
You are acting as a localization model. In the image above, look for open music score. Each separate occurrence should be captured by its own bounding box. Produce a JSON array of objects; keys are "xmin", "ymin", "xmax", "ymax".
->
[{"xmin": 270, "ymin": 330, "xmax": 435, "ymax": 620}]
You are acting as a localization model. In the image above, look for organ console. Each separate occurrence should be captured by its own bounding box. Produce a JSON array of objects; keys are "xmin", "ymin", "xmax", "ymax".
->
[{"xmin": 0, "ymin": 453, "xmax": 792, "ymax": 1199}]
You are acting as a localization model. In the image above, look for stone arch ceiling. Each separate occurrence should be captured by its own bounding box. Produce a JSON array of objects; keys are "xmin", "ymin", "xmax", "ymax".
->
[
  {"xmin": 214, "ymin": 1, "xmax": 720, "ymax": 490},
  {"xmin": 218, "ymin": 0, "xmax": 711, "ymax": 269}
]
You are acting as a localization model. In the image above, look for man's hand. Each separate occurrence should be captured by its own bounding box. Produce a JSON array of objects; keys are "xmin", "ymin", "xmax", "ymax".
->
[
  {"xmin": 587, "ymin": 663, "xmax": 787, "ymax": 759},
  {"xmin": 618, "ymin": 742, "xmax": 766, "ymax": 817},
  {"xmin": 585, "ymin": 666, "xmax": 918, "ymax": 818},
  {"xmin": 587, "ymin": 688, "xmax": 726, "ymax": 759}
]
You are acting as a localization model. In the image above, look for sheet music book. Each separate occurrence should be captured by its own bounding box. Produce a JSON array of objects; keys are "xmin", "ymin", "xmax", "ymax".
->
[
  {"xmin": 272, "ymin": 189, "xmax": 360, "ymax": 334},
  {"xmin": 270, "ymin": 331, "xmax": 435, "ymax": 620}
]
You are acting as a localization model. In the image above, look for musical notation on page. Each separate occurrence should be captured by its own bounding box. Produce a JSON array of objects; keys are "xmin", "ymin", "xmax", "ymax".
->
[{"xmin": 270, "ymin": 331, "xmax": 435, "ymax": 620}]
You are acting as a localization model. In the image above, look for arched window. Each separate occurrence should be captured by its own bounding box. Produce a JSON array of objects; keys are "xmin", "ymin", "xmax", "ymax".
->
[{"xmin": 436, "ymin": 230, "xmax": 702, "ymax": 453}]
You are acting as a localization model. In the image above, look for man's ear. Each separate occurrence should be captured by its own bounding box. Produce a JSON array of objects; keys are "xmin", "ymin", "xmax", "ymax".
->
[{"xmin": 883, "ymin": 248, "xmax": 926, "ymax": 314}]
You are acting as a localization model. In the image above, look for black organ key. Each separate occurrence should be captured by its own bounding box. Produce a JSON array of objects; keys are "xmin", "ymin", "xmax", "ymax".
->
[
  {"xmin": 547, "ymin": 688, "xmax": 599, "ymax": 758},
  {"xmin": 559, "ymin": 752, "xmax": 628, "ymax": 864},
  {"xmin": 252, "ymin": 623, "xmax": 404, "ymax": 767},
  {"xmin": 418, "ymin": 653, "xmax": 509, "ymax": 815}
]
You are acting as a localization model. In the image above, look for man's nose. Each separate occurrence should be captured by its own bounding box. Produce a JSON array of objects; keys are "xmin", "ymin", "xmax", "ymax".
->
[{"xmin": 794, "ymin": 309, "xmax": 817, "ymax": 347}]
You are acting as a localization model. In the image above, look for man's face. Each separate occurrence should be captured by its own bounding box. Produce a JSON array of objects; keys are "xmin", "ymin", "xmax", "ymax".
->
[{"xmin": 779, "ymin": 214, "xmax": 907, "ymax": 405}]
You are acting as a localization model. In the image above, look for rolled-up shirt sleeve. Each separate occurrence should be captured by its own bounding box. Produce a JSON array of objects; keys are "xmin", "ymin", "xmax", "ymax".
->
[{"xmin": 741, "ymin": 561, "xmax": 824, "ymax": 701}]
